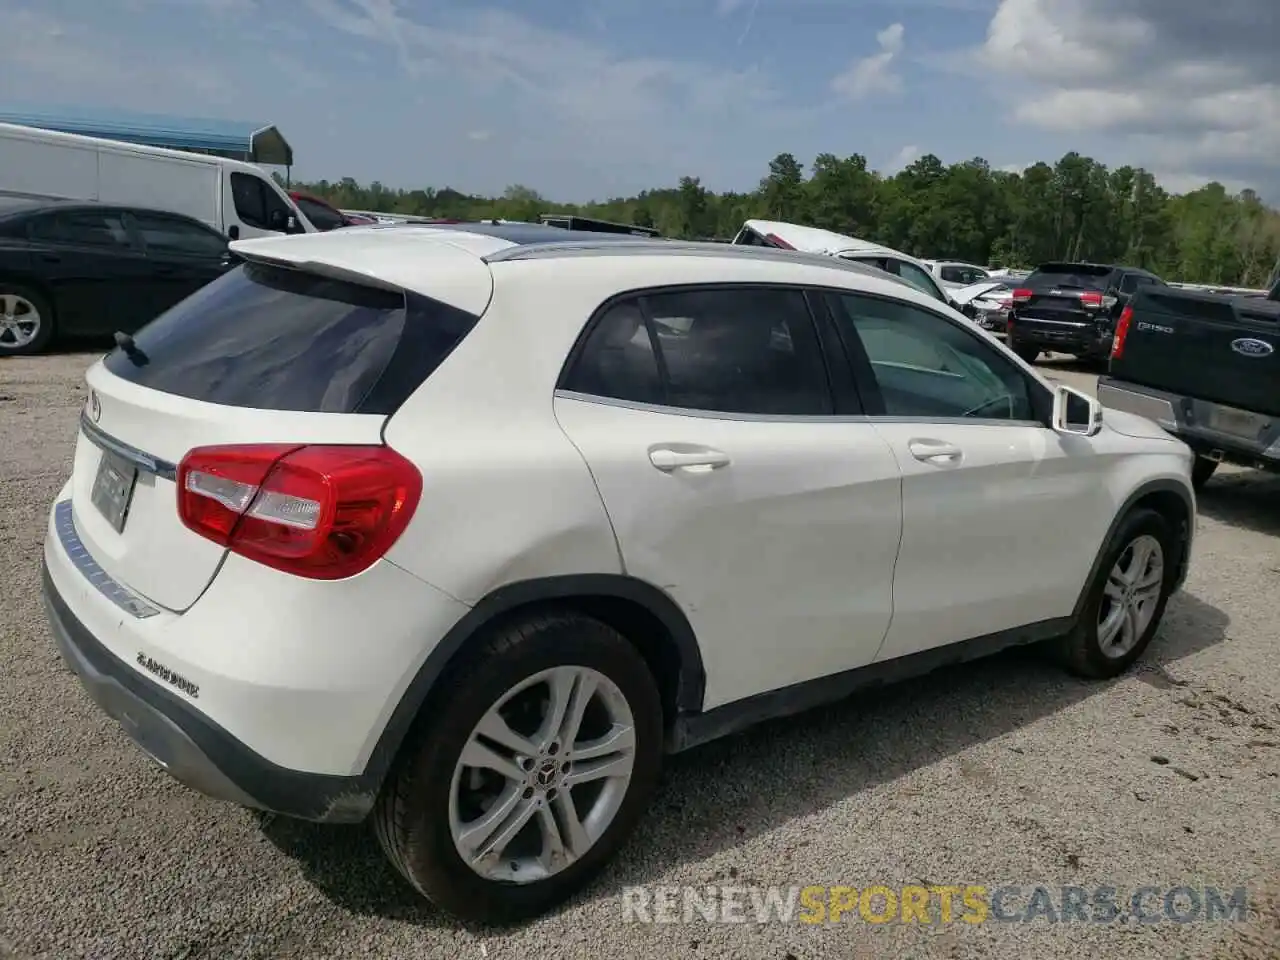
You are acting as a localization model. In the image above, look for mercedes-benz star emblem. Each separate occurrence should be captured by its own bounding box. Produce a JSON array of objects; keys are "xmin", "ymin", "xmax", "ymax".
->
[{"xmin": 89, "ymin": 391, "xmax": 101, "ymax": 423}]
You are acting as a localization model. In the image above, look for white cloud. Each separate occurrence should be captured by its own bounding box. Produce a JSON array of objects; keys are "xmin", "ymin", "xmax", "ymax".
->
[
  {"xmin": 467, "ymin": 130, "xmax": 492, "ymax": 142},
  {"xmin": 887, "ymin": 144, "xmax": 920, "ymax": 170},
  {"xmin": 979, "ymin": 0, "xmax": 1280, "ymax": 199},
  {"xmin": 301, "ymin": 0, "xmax": 785, "ymax": 179},
  {"xmin": 831, "ymin": 22, "xmax": 905, "ymax": 100},
  {"xmin": 716, "ymin": 0, "xmax": 749, "ymax": 14}
]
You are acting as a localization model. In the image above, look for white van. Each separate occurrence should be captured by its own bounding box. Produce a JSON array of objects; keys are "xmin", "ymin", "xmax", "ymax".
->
[{"xmin": 0, "ymin": 122, "xmax": 313, "ymax": 240}]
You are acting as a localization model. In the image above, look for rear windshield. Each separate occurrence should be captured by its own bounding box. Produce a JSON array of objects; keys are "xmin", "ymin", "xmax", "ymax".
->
[
  {"xmin": 103, "ymin": 262, "xmax": 478, "ymax": 414},
  {"xmin": 1025, "ymin": 264, "xmax": 1114, "ymax": 290}
]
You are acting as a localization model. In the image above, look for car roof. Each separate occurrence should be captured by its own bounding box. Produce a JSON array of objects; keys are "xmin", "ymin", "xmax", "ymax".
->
[
  {"xmin": 229, "ymin": 223, "xmax": 922, "ymax": 315},
  {"xmin": 0, "ymin": 196, "xmax": 217, "ymax": 225},
  {"xmin": 742, "ymin": 218, "xmax": 929, "ymax": 268}
]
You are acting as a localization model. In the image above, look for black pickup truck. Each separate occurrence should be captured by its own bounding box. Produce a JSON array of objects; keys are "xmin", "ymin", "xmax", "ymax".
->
[
  {"xmin": 1006, "ymin": 261, "xmax": 1166, "ymax": 366},
  {"xmin": 1096, "ymin": 278, "xmax": 1280, "ymax": 488}
]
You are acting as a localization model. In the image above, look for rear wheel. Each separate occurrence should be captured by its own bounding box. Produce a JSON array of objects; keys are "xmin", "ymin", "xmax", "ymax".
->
[
  {"xmin": 1055, "ymin": 507, "xmax": 1175, "ymax": 679},
  {"xmin": 1191, "ymin": 457, "xmax": 1219, "ymax": 491},
  {"xmin": 0, "ymin": 284, "xmax": 55, "ymax": 356},
  {"xmin": 374, "ymin": 611, "xmax": 664, "ymax": 922}
]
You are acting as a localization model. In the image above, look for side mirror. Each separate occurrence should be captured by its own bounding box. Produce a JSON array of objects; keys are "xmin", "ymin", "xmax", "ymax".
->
[
  {"xmin": 1052, "ymin": 384, "xmax": 1103, "ymax": 437},
  {"xmin": 286, "ymin": 215, "xmax": 304, "ymax": 234},
  {"xmin": 227, "ymin": 224, "xmax": 240, "ymax": 241}
]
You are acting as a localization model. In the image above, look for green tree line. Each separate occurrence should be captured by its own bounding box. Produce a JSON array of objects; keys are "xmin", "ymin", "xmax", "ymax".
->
[{"xmin": 291, "ymin": 151, "xmax": 1280, "ymax": 288}]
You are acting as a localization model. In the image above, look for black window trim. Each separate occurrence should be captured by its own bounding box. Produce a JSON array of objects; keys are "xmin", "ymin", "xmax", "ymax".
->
[
  {"xmin": 554, "ymin": 281, "xmax": 864, "ymax": 422},
  {"xmin": 822, "ymin": 288, "xmax": 1053, "ymax": 427}
]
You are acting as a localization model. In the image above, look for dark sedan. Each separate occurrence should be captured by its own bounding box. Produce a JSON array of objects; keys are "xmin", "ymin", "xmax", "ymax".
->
[{"xmin": 0, "ymin": 197, "xmax": 236, "ymax": 356}]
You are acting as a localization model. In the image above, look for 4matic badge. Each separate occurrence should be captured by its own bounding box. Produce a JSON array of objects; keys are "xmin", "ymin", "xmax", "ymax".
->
[{"xmin": 136, "ymin": 652, "xmax": 200, "ymax": 698}]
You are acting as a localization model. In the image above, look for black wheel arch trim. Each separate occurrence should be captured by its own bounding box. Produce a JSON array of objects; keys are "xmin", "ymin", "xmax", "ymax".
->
[
  {"xmin": 1070, "ymin": 478, "xmax": 1195, "ymax": 621},
  {"xmin": 360, "ymin": 573, "xmax": 707, "ymax": 786}
]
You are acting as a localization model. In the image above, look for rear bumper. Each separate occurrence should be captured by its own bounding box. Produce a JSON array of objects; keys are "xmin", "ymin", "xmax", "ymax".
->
[
  {"xmin": 42, "ymin": 562, "xmax": 376, "ymax": 822},
  {"xmin": 1096, "ymin": 377, "xmax": 1280, "ymax": 471},
  {"xmin": 1011, "ymin": 317, "xmax": 1109, "ymax": 355}
]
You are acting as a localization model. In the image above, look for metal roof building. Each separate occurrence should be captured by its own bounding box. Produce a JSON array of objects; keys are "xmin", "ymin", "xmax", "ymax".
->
[{"xmin": 0, "ymin": 105, "xmax": 294, "ymax": 166}]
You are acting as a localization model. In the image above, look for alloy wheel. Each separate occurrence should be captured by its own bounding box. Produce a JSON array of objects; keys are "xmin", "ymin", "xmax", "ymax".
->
[
  {"xmin": 1097, "ymin": 533, "xmax": 1164, "ymax": 658},
  {"xmin": 448, "ymin": 665, "xmax": 637, "ymax": 883}
]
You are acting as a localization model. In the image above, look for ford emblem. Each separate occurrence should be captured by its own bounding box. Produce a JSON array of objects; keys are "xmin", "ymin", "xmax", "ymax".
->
[{"xmin": 1230, "ymin": 338, "xmax": 1274, "ymax": 357}]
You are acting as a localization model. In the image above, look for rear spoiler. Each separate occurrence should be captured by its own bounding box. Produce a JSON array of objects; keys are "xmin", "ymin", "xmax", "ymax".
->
[{"xmin": 228, "ymin": 249, "xmax": 405, "ymax": 294}]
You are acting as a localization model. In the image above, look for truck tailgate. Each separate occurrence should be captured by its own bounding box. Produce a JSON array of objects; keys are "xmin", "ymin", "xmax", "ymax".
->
[{"xmin": 1111, "ymin": 289, "xmax": 1280, "ymax": 418}]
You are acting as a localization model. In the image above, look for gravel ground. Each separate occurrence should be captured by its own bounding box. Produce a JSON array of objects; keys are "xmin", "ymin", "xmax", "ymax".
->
[{"xmin": 2, "ymin": 351, "xmax": 1278, "ymax": 960}]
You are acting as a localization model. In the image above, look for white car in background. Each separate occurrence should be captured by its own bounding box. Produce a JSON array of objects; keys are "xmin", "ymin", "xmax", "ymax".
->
[
  {"xmin": 921, "ymin": 259, "xmax": 992, "ymax": 290},
  {"xmin": 952, "ymin": 278, "xmax": 1019, "ymax": 332},
  {"xmin": 732, "ymin": 219, "xmax": 958, "ymax": 308},
  {"xmin": 42, "ymin": 222, "xmax": 1197, "ymax": 923}
]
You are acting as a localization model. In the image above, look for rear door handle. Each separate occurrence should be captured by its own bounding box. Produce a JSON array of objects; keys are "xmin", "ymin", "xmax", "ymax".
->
[
  {"xmin": 907, "ymin": 438, "xmax": 962, "ymax": 464},
  {"xmin": 649, "ymin": 446, "xmax": 731, "ymax": 472}
]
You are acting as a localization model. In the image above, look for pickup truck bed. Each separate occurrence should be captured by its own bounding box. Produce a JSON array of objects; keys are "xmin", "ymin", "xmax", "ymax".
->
[{"xmin": 1098, "ymin": 281, "xmax": 1280, "ymax": 488}]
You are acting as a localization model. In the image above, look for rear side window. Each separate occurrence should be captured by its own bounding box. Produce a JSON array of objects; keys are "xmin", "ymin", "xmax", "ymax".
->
[
  {"xmin": 562, "ymin": 286, "xmax": 833, "ymax": 416},
  {"xmin": 1026, "ymin": 264, "xmax": 1114, "ymax": 291},
  {"xmin": 103, "ymin": 262, "xmax": 478, "ymax": 414}
]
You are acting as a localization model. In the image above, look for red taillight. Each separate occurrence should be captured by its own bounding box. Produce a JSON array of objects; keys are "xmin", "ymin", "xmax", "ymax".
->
[
  {"xmin": 1079, "ymin": 291, "xmax": 1104, "ymax": 309},
  {"xmin": 1011, "ymin": 288, "xmax": 1032, "ymax": 304},
  {"xmin": 764, "ymin": 232, "xmax": 795, "ymax": 250},
  {"xmin": 1111, "ymin": 305, "xmax": 1134, "ymax": 360},
  {"xmin": 177, "ymin": 444, "xmax": 422, "ymax": 580}
]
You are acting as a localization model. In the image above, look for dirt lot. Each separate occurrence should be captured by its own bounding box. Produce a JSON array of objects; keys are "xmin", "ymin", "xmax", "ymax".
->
[{"xmin": 2, "ymin": 352, "xmax": 1278, "ymax": 960}]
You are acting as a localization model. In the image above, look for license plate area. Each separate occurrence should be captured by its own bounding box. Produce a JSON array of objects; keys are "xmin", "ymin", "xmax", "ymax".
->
[
  {"xmin": 1207, "ymin": 404, "xmax": 1267, "ymax": 439},
  {"xmin": 91, "ymin": 449, "xmax": 139, "ymax": 533}
]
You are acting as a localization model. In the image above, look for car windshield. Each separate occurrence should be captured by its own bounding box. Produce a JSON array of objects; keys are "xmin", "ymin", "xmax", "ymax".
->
[{"xmin": 1026, "ymin": 264, "xmax": 1112, "ymax": 290}]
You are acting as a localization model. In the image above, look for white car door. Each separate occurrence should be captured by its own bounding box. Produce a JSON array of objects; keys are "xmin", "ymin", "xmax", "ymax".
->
[
  {"xmin": 824, "ymin": 291, "xmax": 1113, "ymax": 661},
  {"xmin": 553, "ymin": 286, "xmax": 904, "ymax": 710}
]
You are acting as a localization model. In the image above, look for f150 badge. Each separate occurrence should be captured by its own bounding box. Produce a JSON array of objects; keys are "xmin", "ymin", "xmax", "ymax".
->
[{"xmin": 1230, "ymin": 338, "xmax": 1274, "ymax": 357}]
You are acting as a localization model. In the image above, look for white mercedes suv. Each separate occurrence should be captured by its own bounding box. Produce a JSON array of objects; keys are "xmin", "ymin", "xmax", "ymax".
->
[{"xmin": 42, "ymin": 222, "xmax": 1196, "ymax": 922}]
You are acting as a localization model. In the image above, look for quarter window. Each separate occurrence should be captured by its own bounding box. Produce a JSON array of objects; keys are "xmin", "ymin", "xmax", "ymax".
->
[
  {"xmin": 563, "ymin": 287, "xmax": 834, "ymax": 416},
  {"xmin": 835, "ymin": 294, "xmax": 1035, "ymax": 421}
]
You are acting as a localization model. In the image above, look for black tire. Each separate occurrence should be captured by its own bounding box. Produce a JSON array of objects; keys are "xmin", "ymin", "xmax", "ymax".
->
[
  {"xmin": 1191, "ymin": 457, "xmax": 1219, "ymax": 491},
  {"xmin": 373, "ymin": 611, "xmax": 664, "ymax": 923},
  {"xmin": 0, "ymin": 283, "xmax": 56, "ymax": 356},
  {"xmin": 1011, "ymin": 340, "xmax": 1039, "ymax": 364},
  {"xmin": 1054, "ymin": 507, "xmax": 1176, "ymax": 679}
]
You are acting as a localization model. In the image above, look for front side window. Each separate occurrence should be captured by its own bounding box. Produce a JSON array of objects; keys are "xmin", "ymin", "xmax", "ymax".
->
[
  {"xmin": 563, "ymin": 287, "xmax": 834, "ymax": 416},
  {"xmin": 130, "ymin": 212, "xmax": 227, "ymax": 257},
  {"xmin": 892, "ymin": 260, "xmax": 948, "ymax": 303},
  {"xmin": 230, "ymin": 173, "xmax": 268, "ymax": 229},
  {"xmin": 834, "ymin": 294, "xmax": 1035, "ymax": 420}
]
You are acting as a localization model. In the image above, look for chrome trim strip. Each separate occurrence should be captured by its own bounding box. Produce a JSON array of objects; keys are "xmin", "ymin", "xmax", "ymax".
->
[
  {"xmin": 1096, "ymin": 383, "xmax": 1177, "ymax": 430},
  {"xmin": 553, "ymin": 390, "xmax": 1044, "ymax": 429},
  {"xmin": 54, "ymin": 500, "xmax": 160, "ymax": 619},
  {"xmin": 79, "ymin": 411, "xmax": 178, "ymax": 481}
]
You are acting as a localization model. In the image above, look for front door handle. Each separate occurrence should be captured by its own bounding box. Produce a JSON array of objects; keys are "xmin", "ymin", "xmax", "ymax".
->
[
  {"xmin": 907, "ymin": 438, "xmax": 962, "ymax": 464},
  {"xmin": 649, "ymin": 446, "xmax": 731, "ymax": 472}
]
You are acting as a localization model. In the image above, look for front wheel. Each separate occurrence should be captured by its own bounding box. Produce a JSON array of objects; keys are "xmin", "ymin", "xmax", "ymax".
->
[
  {"xmin": 374, "ymin": 611, "xmax": 664, "ymax": 922},
  {"xmin": 1054, "ymin": 507, "xmax": 1176, "ymax": 679},
  {"xmin": 0, "ymin": 284, "xmax": 55, "ymax": 356}
]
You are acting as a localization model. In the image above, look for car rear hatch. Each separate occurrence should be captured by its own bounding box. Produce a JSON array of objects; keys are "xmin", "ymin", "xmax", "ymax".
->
[
  {"xmin": 67, "ymin": 236, "xmax": 493, "ymax": 612},
  {"xmin": 1014, "ymin": 263, "xmax": 1115, "ymax": 326},
  {"xmin": 1111, "ymin": 288, "xmax": 1280, "ymax": 418}
]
